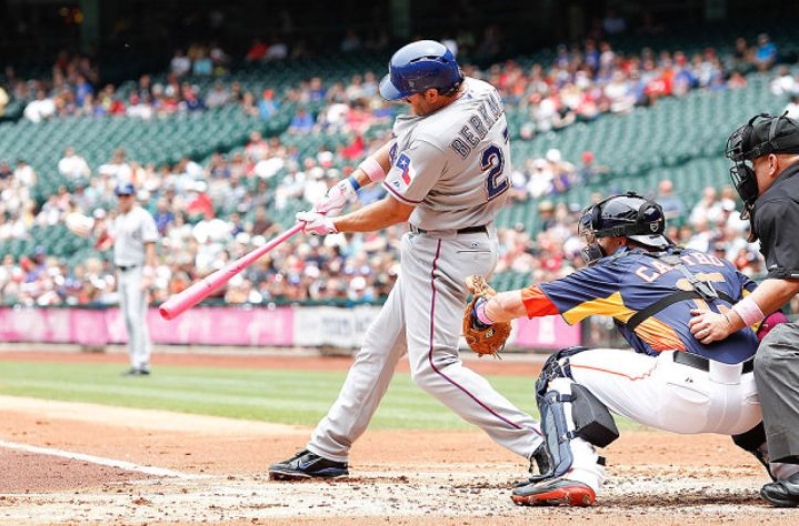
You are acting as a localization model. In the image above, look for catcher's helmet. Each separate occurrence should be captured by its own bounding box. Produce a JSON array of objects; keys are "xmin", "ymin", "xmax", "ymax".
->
[
  {"xmin": 379, "ymin": 40, "xmax": 463, "ymax": 101},
  {"xmin": 579, "ymin": 193, "xmax": 670, "ymax": 258},
  {"xmin": 726, "ymin": 112, "xmax": 799, "ymax": 216}
]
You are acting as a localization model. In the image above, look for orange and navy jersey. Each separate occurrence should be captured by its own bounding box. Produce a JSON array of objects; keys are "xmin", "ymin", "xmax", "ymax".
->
[{"xmin": 521, "ymin": 246, "xmax": 759, "ymax": 364}]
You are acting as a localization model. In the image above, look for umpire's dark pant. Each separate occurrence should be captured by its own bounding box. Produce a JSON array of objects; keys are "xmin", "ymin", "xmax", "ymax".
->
[{"xmin": 755, "ymin": 322, "xmax": 799, "ymax": 464}]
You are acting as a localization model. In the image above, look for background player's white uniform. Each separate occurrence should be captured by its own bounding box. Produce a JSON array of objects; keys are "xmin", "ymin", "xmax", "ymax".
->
[
  {"xmin": 307, "ymin": 77, "xmax": 542, "ymax": 462},
  {"xmin": 112, "ymin": 205, "xmax": 158, "ymax": 373}
]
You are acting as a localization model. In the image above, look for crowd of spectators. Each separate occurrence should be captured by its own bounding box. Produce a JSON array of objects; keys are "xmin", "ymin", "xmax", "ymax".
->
[
  {"xmin": 4, "ymin": 27, "xmax": 785, "ymax": 135},
  {"xmin": 0, "ymin": 138, "xmax": 781, "ymax": 311},
  {"xmin": 495, "ymin": 180, "xmax": 768, "ymax": 283},
  {"xmin": 0, "ymin": 128, "xmax": 398, "ymax": 307},
  {"xmin": 507, "ymin": 148, "xmax": 610, "ymax": 201},
  {"xmin": 1, "ymin": 28, "xmax": 798, "ymax": 312},
  {"xmin": 494, "ymin": 35, "xmax": 774, "ymax": 140}
]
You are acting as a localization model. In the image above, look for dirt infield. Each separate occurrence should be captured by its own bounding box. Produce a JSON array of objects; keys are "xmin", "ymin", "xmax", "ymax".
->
[{"xmin": 0, "ymin": 351, "xmax": 794, "ymax": 525}]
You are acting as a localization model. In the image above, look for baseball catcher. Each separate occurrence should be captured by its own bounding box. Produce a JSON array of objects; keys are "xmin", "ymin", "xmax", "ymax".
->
[
  {"xmin": 462, "ymin": 193, "xmax": 796, "ymax": 507},
  {"xmin": 464, "ymin": 275, "xmax": 511, "ymax": 357}
]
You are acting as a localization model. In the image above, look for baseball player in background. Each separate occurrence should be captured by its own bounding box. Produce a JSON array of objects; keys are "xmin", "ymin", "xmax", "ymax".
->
[
  {"xmin": 465, "ymin": 193, "xmax": 798, "ymax": 506},
  {"xmin": 98, "ymin": 182, "xmax": 159, "ymax": 376},
  {"xmin": 269, "ymin": 40, "xmax": 545, "ymax": 480}
]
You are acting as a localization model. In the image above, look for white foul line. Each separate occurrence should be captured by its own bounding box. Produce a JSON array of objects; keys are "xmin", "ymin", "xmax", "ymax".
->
[{"xmin": 0, "ymin": 440, "xmax": 210, "ymax": 480}]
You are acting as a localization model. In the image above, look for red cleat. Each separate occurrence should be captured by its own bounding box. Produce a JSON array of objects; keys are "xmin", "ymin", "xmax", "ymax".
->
[{"xmin": 511, "ymin": 479, "xmax": 596, "ymax": 507}]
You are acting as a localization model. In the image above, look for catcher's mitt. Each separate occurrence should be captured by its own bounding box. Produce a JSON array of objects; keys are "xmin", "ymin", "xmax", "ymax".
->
[{"xmin": 463, "ymin": 275, "xmax": 512, "ymax": 358}]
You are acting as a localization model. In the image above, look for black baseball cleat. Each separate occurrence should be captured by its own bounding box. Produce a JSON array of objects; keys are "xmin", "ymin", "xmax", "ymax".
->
[
  {"xmin": 761, "ymin": 473, "xmax": 799, "ymax": 507},
  {"xmin": 268, "ymin": 449, "xmax": 349, "ymax": 480},
  {"xmin": 511, "ymin": 478, "xmax": 595, "ymax": 507},
  {"xmin": 122, "ymin": 367, "xmax": 150, "ymax": 376}
]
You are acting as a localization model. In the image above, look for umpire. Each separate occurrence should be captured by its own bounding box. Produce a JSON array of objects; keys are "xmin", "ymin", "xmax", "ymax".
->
[{"xmin": 690, "ymin": 112, "xmax": 799, "ymax": 506}]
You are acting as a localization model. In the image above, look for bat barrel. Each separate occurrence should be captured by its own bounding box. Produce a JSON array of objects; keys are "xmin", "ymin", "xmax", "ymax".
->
[{"xmin": 158, "ymin": 223, "xmax": 304, "ymax": 320}]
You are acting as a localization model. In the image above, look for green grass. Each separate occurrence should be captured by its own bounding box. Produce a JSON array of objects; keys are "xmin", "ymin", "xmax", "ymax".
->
[{"xmin": 0, "ymin": 360, "xmax": 643, "ymax": 431}]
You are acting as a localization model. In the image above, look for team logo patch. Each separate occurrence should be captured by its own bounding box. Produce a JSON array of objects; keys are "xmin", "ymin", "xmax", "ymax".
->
[{"xmin": 395, "ymin": 153, "xmax": 415, "ymax": 185}]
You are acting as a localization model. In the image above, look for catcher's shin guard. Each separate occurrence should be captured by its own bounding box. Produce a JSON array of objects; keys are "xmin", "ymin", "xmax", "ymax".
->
[
  {"xmin": 531, "ymin": 389, "xmax": 575, "ymax": 482},
  {"xmin": 531, "ymin": 351, "xmax": 619, "ymax": 483}
]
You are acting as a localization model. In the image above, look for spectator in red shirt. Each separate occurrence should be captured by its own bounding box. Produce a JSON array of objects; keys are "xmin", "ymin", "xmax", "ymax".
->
[
  {"xmin": 245, "ymin": 39, "xmax": 268, "ymax": 62},
  {"xmin": 186, "ymin": 181, "xmax": 214, "ymax": 220}
]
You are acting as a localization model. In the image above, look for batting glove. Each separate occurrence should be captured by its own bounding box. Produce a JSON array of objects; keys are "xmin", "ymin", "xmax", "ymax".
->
[
  {"xmin": 313, "ymin": 176, "xmax": 359, "ymax": 216},
  {"xmin": 296, "ymin": 211, "xmax": 339, "ymax": 236}
]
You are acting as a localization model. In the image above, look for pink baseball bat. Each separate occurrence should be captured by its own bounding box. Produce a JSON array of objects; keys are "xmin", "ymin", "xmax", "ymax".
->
[{"xmin": 159, "ymin": 223, "xmax": 304, "ymax": 320}]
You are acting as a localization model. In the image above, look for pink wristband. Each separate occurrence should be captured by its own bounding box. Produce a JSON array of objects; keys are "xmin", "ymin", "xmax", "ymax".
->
[
  {"xmin": 732, "ymin": 296, "xmax": 766, "ymax": 327},
  {"xmin": 475, "ymin": 301, "xmax": 495, "ymax": 326},
  {"xmin": 358, "ymin": 157, "xmax": 386, "ymax": 182}
]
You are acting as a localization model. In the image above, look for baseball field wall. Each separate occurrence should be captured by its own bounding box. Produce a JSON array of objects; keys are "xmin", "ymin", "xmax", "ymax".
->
[{"xmin": 0, "ymin": 306, "xmax": 580, "ymax": 351}]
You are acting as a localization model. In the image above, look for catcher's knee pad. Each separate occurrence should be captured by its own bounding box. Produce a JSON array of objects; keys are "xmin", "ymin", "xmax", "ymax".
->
[
  {"xmin": 570, "ymin": 384, "xmax": 619, "ymax": 448},
  {"xmin": 535, "ymin": 346, "xmax": 590, "ymax": 398},
  {"xmin": 532, "ymin": 382, "xmax": 619, "ymax": 483}
]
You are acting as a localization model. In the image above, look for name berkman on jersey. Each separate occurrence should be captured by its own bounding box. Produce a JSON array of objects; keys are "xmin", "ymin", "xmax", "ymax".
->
[{"xmin": 449, "ymin": 90, "xmax": 504, "ymax": 159}]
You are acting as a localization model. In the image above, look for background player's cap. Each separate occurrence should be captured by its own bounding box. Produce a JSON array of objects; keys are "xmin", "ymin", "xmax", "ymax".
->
[{"xmin": 114, "ymin": 182, "xmax": 135, "ymax": 196}]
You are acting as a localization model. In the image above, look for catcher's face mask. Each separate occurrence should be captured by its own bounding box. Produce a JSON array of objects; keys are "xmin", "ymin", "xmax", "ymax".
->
[{"xmin": 578, "ymin": 205, "xmax": 605, "ymax": 266}]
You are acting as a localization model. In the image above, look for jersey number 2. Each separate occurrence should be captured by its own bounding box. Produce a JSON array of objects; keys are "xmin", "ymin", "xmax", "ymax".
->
[{"xmin": 481, "ymin": 144, "xmax": 508, "ymax": 201}]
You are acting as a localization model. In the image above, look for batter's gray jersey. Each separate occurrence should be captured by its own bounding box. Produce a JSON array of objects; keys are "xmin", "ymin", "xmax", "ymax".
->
[
  {"xmin": 383, "ymin": 77, "xmax": 511, "ymax": 230},
  {"xmin": 112, "ymin": 206, "xmax": 159, "ymax": 266}
]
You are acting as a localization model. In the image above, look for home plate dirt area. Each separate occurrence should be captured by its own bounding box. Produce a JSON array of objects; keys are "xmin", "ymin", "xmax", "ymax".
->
[{"xmin": 0, "ymin": 351, "xmax": 794, "ymax": 525}]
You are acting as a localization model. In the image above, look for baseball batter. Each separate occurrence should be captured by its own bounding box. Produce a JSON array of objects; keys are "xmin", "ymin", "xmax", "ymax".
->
[
  {"xmin": 101, "ymin": 182, "xmax": 159, "ymax": 376},
  {"xmin": 269, "ymin": 40, "xmax": 543, "ymax": 480},
  {"xmin": 466, "ymin": 193, "xmax": 799, "ymax": 506}
]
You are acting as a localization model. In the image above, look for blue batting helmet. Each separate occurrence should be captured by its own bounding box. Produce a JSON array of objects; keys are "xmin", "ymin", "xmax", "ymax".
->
[
  {"xmin": 114, "ymin": 182, "xmax": 135, "ymax": 196},
  {"xmin": 379, "ymin": 40, "xmax": 463, "ymax": 101}
]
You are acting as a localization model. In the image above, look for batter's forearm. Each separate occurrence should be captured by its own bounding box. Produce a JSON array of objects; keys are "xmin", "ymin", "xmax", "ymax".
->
[{"xmin": 333, "ymin": 195, "xmax": 413, "ymax": 233}]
